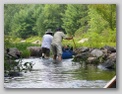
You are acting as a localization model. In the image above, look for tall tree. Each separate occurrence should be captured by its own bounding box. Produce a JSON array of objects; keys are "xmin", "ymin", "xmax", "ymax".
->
[
  {"xmin": 90, "ymin": 4, "xmax": 116, "ymax": 30},
  {"xmin": 4, "ymin": 4, "xmax": 25, "ymax": 35},
  {"xmin": 88, "ymin": 5, "xmax": 109, "ymax": 33},
  {"xmin": 36, "ymin": 4, "xmax": 66, "ymax": 36},
  {"xmin": 62, "ymin": 4, "xmax": 89, "ymax": 35},
  {"xmin": 11, "ymin": 4, "xmax": 43, "ymax": 39}
]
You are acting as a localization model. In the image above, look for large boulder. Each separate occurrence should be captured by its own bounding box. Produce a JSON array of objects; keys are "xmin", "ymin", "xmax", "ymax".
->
[
  {"xmin": 108, "ymin": 53, "xmax": 116, "ymax": 62},
  {"xmin": 87, "ymin": 57, "xmax": 98, "ymax": 64},
  {"xmin": 73, "ymin": 52, "xmax": 90, "ymax": 62},
  {"xmin": 101, "ymin": 59, "xmax": 115, "ymax": 69},
  {"xmin": 72, "ymin": 46, "xmax": 116, "ymax": 70},
  {"xmin": 102, "ymin": 46, "xmax": 116, "ymax": 53},
  {"xmin": 73, "ymin": 47, "xmax": 89, "ymax": 54},
  {"xmin": 91, "ymin": 49, "xmax": 103, "ymax": 58},
  {"xmin": 27, "ymin": 46, "xmax": 42, "ymax": 57},
  {"xmin": 6, "ymin": 48, "xmax": 21, "ymax": 59}
]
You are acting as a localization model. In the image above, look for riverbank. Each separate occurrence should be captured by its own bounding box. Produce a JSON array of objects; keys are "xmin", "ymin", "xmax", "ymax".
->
[{"xmin": 5, "ymin": 45, "xmax": 116, "ymax": 70}]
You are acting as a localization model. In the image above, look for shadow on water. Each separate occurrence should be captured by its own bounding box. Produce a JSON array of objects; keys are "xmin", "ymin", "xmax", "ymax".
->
[{"xmin": 4, "ymin": 57, "xmax": 116, "ymax": 88}]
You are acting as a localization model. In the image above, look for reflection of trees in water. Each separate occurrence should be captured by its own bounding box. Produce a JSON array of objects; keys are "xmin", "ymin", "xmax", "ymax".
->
[{"xmin": 73, "ymin": 62, "xmax": 116, "ymax": 81}]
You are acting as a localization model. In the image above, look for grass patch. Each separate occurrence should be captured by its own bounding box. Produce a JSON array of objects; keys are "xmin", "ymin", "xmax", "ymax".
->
[
  {"xmin": 25, "ymin": 36, "xmax": 42, "ymax": 43},
  {"xmin": 62, "ymin": 29, "xmax": 116, "ymax": 48}
]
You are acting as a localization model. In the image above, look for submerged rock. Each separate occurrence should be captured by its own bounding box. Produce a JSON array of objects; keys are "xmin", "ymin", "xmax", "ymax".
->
[{"xmin": 7, "ymin": 72, "xmax": 22, "ymax": 77}]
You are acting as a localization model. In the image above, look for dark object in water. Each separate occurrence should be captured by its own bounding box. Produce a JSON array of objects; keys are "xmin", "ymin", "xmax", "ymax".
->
[
  {"xmin": 101, "ymin": 59, "xmax": 115, "ymax": 69},
  {"xmin": 62, "ymin": 50, "xmax": 73, "ymax": 59},
  {"xmin": 104, "ymin": 76, "xmax": 116, "ymax": 88},
  {"xmin": 8, "ymin": 72, "xmax": 22, "ymax": 77}
]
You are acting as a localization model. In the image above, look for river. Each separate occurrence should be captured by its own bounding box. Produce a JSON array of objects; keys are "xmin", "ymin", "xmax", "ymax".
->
[{"xmin": 4, "ymin": 57, "xmax": 116, "ymax": 88}]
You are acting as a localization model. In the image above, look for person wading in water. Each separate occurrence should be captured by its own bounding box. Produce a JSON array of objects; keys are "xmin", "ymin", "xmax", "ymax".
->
[
  {"xmin": 51, "ymin": 28, "xmax": 73, "ymax": 62},
  {"xmin": 41, "ymin": 29, "xmax": 53, "ymax": 59}
]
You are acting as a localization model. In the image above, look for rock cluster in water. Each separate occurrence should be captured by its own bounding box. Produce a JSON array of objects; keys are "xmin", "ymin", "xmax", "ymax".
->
[
  {"xmin": 5, "ymin": 45, "xmax": 116, "ymax": 69},
  {"xmin": 73, "ymin": 46, "xmax": 116, "ymax": 69}
]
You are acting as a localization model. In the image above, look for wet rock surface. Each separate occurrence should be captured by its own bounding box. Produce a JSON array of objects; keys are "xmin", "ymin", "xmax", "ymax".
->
[{"xmin": 73, "ymin": 46, "xmax": 116, "ymax": 69}]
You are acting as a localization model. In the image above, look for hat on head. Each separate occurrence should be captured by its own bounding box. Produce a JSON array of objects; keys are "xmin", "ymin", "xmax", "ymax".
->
[
  {"xmin": 56, "ymin": 27, "xmax": 62, "ymax": 31},
  {"xmin": 45, "ymin": 29, "xmax": 53, "ymax": 34}
]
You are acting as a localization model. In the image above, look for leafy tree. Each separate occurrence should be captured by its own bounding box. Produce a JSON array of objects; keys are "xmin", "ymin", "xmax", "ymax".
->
[
  {"xmin": 36, "ymin": 4, "xmax": 66, "ymax": 36},
  {"xmin": 11, "ymin": 5, "xmax": 40, "ymax": 39},
  {"xmin": 88, "ymin": 5, "xmax": 109, "ymax": 33},
  {"xmin": 89, "ymin": 4, "xmax": 116, "ymax": 30},
  {"xmin": 4, "ymin": 4, "xmax": 25, "ymax": 35},
  {"xmin": 62, "ymin": 4, "xmax": 89, "ymax": 35}
]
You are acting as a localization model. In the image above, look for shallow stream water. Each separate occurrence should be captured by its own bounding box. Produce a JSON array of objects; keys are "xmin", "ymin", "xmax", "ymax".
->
[{"xmin": 4, "ymin": 57, "xmax": 115, "ymax": 88}]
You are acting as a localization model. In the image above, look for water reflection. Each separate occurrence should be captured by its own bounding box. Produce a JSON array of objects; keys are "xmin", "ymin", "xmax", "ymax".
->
[{"xmin": 4, "ymin": 57, "xmax": 115, "ymax": 88}]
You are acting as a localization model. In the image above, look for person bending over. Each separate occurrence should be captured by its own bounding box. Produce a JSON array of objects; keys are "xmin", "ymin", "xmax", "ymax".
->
[{"xmin": 51, "ymin": 28, "xmax": 73, "ymax": 62}]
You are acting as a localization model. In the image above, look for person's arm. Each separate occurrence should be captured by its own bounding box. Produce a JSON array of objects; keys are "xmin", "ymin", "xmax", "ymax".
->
[
  {"xmin": 62, "ymin": 32, "xmax": 73, "ymax": 40},
  {"xmin": 65, "ymin": 37, "xmax": 73, "ymax": 40}
]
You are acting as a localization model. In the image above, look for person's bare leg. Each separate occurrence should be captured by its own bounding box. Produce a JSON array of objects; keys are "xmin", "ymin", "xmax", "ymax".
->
[
  {"xmin": 52, "ymin": 55, "xmax": 57, "ymax": 63},
  {"xmin": 58, "ymin": 55, "xmax": 62, "ymax": 62},
  {"xmin": 53, "ymin": 54, "xmax": 57, "ymax": 60}
]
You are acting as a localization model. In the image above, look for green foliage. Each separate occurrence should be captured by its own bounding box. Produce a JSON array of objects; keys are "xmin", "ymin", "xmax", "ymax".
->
[
  {"xmin": 88, "ymin": 6, "xmax": 109, "ymax": 33},
  {"xmin": 78, "ymin": 28, "xmax": 116, "ymax": 48},
  {"xmin": 14, "ymin": 42, "xmax": 39, "ymax": 57},
  {"xmin": 4, "ymin": 4, "xmax": 116, "ymax": 49},
  {"xmin": 4, "ymin": 4, "xmax": 116, "ymax": 40},
  {"xmin": 8, "ymin": 4, "xmax": 42, "ymax": 39},
  {"xmin": 62, "ymin": 27, "xmax": 116, "ymax": 48},
  {"xmin": 62, "ymin": 4, "xmax": 89, "ymax": 35},
  {"xmin": 89, "ymin": 4, "xmax": 116, "ymax": 30},
  {"xmin": 25, "ymin": 36, "xmax": 42, "ymax": 43},
  {"xmin": 5, "ymin": 36, "xmax": 40, "ymax": 58},
  {"xmin": 4, "ymin": 4, "xmax": 25, "ymax": 35},
  {"xmin": 4, "ymin": 57, "xmax": 19, "ymax": 74},
  {"xmin": 4, "ymin": 36, "xmax": 37, "ymax": 76},
  {"xmin": 36, "ymin": 4, "xmax": 66, "ymax": 36},
  {"xmin": 75, "ymin": 25, "xmax": 89, "ymax": 37},
  {"xmin": 62, "ymin": 39, "xmax": 74, "ymax": 47},
  {"xmin": 4, "ymin": 4, "xmax": 116, "ymax": 78},
  {"xmin": 21, "ymin": 49, "xmax": 30, "ymax": 58}
]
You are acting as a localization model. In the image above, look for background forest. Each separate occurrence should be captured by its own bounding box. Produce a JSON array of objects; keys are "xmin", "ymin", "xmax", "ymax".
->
[{"xmin": 4, "ymin": 4, "xmax": 116, "ymax": 52}]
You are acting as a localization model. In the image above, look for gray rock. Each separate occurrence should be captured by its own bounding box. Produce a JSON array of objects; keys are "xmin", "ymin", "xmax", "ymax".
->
[
  {"xmin": 91, "ymin": 49, "xmax": 103, "ymax": 57},
  {"xmin": 87, "ymin": 57, "xmax": 97, "ymax": 63},
  {"xmin": 7, "ymin": 48, "xmax": 21, "ymax": 59},
  {"xmin": 27, "ymin": 46, "xmax": 42, "ymax": 57},
  {"xmin": 101, "ymin": 59, "xmax": 115, "ymax": 69}
]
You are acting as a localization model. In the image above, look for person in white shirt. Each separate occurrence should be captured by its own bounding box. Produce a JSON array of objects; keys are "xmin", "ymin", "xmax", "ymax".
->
[
  {"xmin": 41, "ymin": 29, "xmax": 53, "ymax": 58},
  {"xmin": 51, "ymin": 28, "xmax": 73, "ymax": 62}
]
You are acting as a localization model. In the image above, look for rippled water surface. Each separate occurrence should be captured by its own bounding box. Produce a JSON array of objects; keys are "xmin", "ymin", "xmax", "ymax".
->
[{"xmin": 4, "ymin": 58, "xmax": 115, "ymax": 88}]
